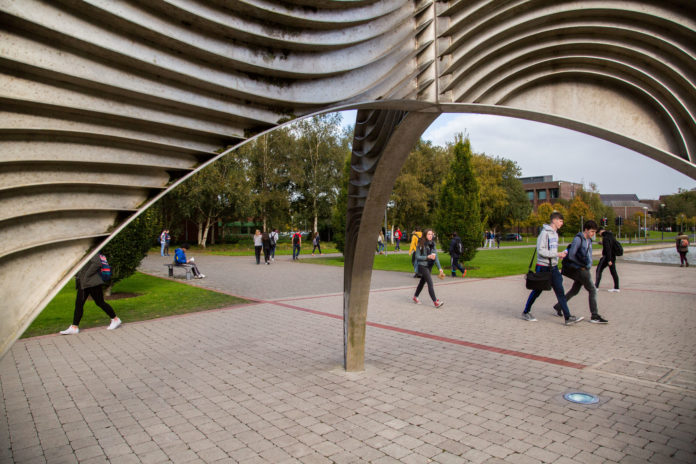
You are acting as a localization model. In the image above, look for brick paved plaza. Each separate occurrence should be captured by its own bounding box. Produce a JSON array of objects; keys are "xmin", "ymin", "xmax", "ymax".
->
[{"xmin": 1, "ymin": 252, "xmax": 694, "ymax": 463}]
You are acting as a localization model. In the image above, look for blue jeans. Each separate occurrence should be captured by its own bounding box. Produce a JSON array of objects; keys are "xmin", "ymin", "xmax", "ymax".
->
[
  {"xmin": 524, "ymin": 265, "xmax": 570, "ymax": 319},
  {"xmin": 378, "ymin": 243, "xmax": 385, "ymax": 253},
  {"xmin": 395, "ymin": 239, "xmax": 400, "ymax": 250},
  {"xmin": 160, "ymin": 241, "xmax": 166, "ymax": 256},
  {"xmin": 292, "ymin": 244, "xmax": 301, "ymax": 260},
  {"xmin": 451, "ymin": 256, "xmax": 465, "ymax": 276}
]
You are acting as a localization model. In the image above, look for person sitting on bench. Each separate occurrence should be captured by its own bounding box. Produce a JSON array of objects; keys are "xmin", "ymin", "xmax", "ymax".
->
[{"xmin": 174, "ymin": 244, "xmax": 205, "ymax": 279}]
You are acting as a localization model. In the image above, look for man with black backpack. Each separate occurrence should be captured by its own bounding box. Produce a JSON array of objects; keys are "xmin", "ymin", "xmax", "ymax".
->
[
  {"xmin": 595, "ymin": 228, "xmax": 621, "ymax": 291},
  {"xmin": 448, "ymin": 232, "xmax": 467, "ymax": 277},
  {"xmin": 555, "ymin": 220, "xmax": 609, "ymax": 324}
]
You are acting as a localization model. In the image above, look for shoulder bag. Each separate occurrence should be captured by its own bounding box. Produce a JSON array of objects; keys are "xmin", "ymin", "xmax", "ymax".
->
[{"xmin": 525, "ymin": 248, "xmax": 552, "ymax": 291}]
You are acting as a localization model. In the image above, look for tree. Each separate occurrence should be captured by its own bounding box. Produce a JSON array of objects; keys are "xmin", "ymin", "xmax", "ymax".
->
[
  {"xmin": 290, "ymin": 113, "xmax": 347, "ymax": 233},
  {"xmin": 472, "ymin": 154, "xmax": 530, "ymax": 231},
  {"xmin": 391, "ymin": 139, "xmax": 451, "ymax": 231},
  {"xmin": 237, "ymin": 129, "xmax": 293, "ymax": 232},
  {"xmin": 102, "ymin": 209, "xmax": 160, "ymax": 295},
  {"xmin": 171, "ymin": 153, "xmax": 249, "ymax": 247},
  {"xmin": 435, "ymin": 135, "xmax": 482, "ymax": 262},
  {"xmin": 565, "ymin": 197, "xmax": 592, "ymax": 234}
]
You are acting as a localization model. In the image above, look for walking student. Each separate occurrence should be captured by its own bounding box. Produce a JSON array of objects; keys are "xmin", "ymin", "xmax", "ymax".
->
[
  {"xmin": 555, "ymin": 220, "xmax": 608, "ymax": 323},
  {"xmin": 253, "ymin": 229, "xmax": 263, "ymax": 264},
  {"xmin": 394, "ymin": 227, "xmax": 402, "ymax": 251},
  {"xmin": 292, "ymin": 229, "xmax": 302, "ymax": 260},
  {"xmin": 595, "ymin": 228, "xmax": 620, "ymax": 291},
  {"xmin": 676, "ymin": 234, "xmax": 690, "ymax": 267},
  {"xmin": 311, "ymin": 232, "xmax": 322, "ymax": 256},
  {"xmin": 60, "ymin": 253, "xmax": 121, "ymax": 335},
  {"xmin": 269, "ymin": 229, "xmax": 279, "ymax": 262},
  {"xmin": 448, "ymin": 232, "xmax": 466, "ymax": 277},
  {"xmin": 262, "ymin": 231, "xmax": 272, "ymax": 264},
  {"xmin": 412, "ymin": 229, "xmax": 446, "ymax": 308},
  {"xmin": 522, "ymin": 212, "xmax": 583, "ymax": 325}
]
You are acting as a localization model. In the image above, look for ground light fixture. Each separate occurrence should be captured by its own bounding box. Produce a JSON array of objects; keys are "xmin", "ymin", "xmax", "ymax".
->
[{"xmin": 563, "ymin": 392, "xmax": 600, "ymax": 405}]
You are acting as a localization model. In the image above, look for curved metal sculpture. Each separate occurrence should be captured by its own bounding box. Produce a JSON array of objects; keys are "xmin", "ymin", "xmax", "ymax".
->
[{"xmin": 1, "ymin": 1, "xmax": 694, "ymax": 366}]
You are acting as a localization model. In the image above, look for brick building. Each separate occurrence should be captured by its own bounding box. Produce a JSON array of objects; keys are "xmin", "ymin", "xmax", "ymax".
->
[
  {"xmin": 521, "ymin": 175, "xmax": 583, "ymax": 211},
  {"xmin": 600, "ymin": 194, "xmax": 653, "ymax": 220}
]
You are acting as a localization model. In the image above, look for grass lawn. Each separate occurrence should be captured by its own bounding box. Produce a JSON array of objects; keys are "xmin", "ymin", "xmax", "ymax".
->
[
  {"xmin": 22, "ymin": 272, "xmax": 247, "ymax": 339},
  {"xmin": 312, "ymin": 247, "xmax": 537, "ymax": 278}
]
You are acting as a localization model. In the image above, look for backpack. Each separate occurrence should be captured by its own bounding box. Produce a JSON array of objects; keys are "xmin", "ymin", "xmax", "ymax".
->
[
  {"xmin": 680, "ymin": 238, "xmax": 689, "ymax": 248},
  {"xmin": 456, "ymin": 239, "xmax": 463, "ymax": 255},
  {"xmin": 98, "ymin": 254, "xmax": 112, "ymax": 282},
  {"xmin": 612, "ymin": 239, "xmax": 623, "ymax": 257},
  {"xmin": 269, "ymin": 233, "xmax": 276, "ymax": 246},
  {"xmin": 292, "ymin": 233, "xmax": 300, "ymax": 245}
]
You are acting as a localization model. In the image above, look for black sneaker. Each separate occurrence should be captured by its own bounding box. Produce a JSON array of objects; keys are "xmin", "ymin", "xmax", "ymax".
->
[
  {"xmin": 590, "ymin": 315, "xmax": 609, "ymax": 324},
  {"xmin": 553, "ymin": 304, "xmax": 563, "ymax": 317},
  {"xmin": 564, "ymin": 315, "xmax": 584, "ymax": 325}
]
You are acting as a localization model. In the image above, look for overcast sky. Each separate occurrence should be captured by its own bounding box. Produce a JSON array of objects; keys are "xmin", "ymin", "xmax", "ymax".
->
[{"xmin": 340, "ymin": 111, "xmax": 695, "ymax": 200}]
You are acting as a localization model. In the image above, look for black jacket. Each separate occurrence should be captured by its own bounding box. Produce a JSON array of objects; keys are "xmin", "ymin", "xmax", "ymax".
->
[
  {"xmin": 601, "ymin": 231, "xmax": 616, "ymax": 262},
  {"xmin": 449, "ymin": 236, "xmax": 462, "ymax": 258}
]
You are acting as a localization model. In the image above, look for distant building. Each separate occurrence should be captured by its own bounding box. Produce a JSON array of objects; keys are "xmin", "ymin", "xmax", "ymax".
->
[
  {"xmin": 520, "ymin": 175, "xmax": 583, "ymax": 211},
  {"xmin": 600, "ymin": 194, "xmax": 653, "ymax": 219}
]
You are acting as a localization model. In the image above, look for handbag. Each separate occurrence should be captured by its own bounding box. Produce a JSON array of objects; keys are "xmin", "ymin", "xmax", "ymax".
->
[{"xmin": 525, "ymin": 248, "xmax": 552, "ymax": 291}]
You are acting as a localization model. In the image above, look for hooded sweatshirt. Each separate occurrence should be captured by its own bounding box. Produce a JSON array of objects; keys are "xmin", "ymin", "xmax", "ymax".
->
[{"xmin": 536, "ymin": 224, "xmax": 560, "ymax": 267}]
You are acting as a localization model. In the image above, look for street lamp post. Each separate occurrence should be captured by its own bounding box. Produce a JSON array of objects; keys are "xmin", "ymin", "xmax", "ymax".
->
[
  {"xmin": 643, "ymin": 207, "xmax": 648, "ymax": 243},
  {"xmin": 660, "ymin": 204, "xmax": 665, "ymax": 241}
]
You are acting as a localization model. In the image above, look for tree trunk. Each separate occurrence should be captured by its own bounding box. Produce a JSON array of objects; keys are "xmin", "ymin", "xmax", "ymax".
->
[
  {"xmin": 201, "ymin": 215, "xmax": 212, "ymax": 248},
  {"xmin": 210, "ymin": 222, "xmax": 216, "ymax": 245},
  {"xmin": 313, "ymin": 197, "xmax": 318, "ymax": 233},
  {"xmin": 197, "ymin": 222, "xmax": 203, "ymax": 247}
]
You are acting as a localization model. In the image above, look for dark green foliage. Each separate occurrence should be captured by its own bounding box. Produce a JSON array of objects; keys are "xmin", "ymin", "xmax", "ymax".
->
[
  {"xmin": 102, "ymin": 209, "xmax": 161, "ymax": 292},
  {"xmin": 435, "ymin": 136, "xmax": 482, "ymax": 262}
]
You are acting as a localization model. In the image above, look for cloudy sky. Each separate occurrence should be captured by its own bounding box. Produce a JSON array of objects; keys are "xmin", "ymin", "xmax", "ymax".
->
[{"xmin": 340, "ymin": 111, "xmax": 695, "ymax": 200}]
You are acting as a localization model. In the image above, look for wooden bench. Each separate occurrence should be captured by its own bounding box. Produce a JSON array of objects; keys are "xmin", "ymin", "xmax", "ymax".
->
[{"xmin": 164, "ymin": 263, "xmax": 193, "ymax": 280}]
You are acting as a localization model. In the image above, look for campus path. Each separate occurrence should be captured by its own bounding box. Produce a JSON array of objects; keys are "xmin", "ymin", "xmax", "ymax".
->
[{"xmin": 1, "ymin": 252, "xmax": 695, "ymax": 463}]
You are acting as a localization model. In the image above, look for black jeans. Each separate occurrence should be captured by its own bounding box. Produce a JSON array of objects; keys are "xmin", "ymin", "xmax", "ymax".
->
[
  {"xmin": 254, "ymin": 245, "xmax": 262, "ymax": 264},
  {"xmin": 595, "ymin": 256, "xmax": 619, "ymax": 289},
  {"xmin": 557, "ymin": 267, "xmax": 598, "ymax": 317},
  {"xmin": 415, "ymin": 262, "xmax": 437, "ymax": 302},
  {"xmin": 73, "ymin": 285, "xmax": 116, "ymax": 326}
]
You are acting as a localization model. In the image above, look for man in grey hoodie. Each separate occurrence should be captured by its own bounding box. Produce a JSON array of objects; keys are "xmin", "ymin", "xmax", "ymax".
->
[
  {"xmin": 554, "ymin": 220, "xmax": 608, "ymax": 323},
  {"xmin": 522, "ymin": 212, "xmax": 583, "ymax": 325}
]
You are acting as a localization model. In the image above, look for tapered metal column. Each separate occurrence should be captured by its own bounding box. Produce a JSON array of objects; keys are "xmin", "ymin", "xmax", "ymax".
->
[{"xmin": 343, "ymin": 109, "xmax": 438, "ymax": 371}]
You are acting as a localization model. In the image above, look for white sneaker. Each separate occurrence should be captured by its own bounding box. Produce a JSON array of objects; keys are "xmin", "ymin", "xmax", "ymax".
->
[
  {"xmin": 608, "ymin": 289, "xmax": 620, "ymax": 293},
  {"xmin": 60, "ymin": 326, "xmax": 79, "ymax": 335},
  {"xmin": 198, "ymin": 274, "xmax": 205, "ymax": 279},
  {"xmin": 107, "ymin": 318, "xmax": 121, "ymax": 330}
]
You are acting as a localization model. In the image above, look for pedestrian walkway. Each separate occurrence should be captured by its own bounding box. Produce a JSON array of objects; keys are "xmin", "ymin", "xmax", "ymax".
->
[{"xmin": 1, "ymin": 254, "xmax": 694, "ymax": 463}]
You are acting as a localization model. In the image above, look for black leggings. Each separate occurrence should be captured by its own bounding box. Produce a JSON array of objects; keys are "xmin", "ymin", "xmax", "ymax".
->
[
  {"xmin": 415, "ymin": 263, "xmax": 437, "ymax": 302},
  {"xmin": 595, "ymin": 256, "xmax": 619, "ymax": 289},
  {"xmin": 73, "ymin": 286, "xmax": 116, "ymax": 326}
]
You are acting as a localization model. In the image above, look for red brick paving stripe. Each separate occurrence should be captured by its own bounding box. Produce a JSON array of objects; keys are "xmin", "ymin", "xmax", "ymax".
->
[{"xmin": 267, "ymin": 300, "xmax": 587, "ymax": 370}]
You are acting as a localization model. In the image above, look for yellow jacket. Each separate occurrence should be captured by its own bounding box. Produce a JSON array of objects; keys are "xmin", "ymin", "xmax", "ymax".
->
[{"xmin": 409, "ymin": 231, "xmax": 422, "ymax": 255}]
